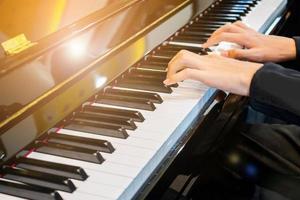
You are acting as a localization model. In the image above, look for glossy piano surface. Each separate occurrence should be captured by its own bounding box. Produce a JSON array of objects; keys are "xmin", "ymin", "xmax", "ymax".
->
[
  {"xmin": 0, "ymin": 0, "xmax": 120, "ymax": 56},
  {"xmin": 0, "ymin": 0, "xmax": 213, "ymax": 119}
]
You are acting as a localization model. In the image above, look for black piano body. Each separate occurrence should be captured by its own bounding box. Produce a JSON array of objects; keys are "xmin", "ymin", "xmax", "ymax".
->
[{"xmin": 0, "ymin": 0, "xmax": 298, "ymax": 199}]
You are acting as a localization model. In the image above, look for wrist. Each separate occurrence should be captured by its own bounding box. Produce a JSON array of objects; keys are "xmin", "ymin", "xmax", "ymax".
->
[
  {"xmin": 285, "ymin": 38, "xmax": 297, "ymax": 60},
  {"xmin": 241, "ymin": 62, "xmax": 263, "ymax": 96}
]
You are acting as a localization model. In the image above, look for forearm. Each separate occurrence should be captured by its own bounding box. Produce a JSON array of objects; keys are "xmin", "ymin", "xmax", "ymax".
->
[{"xmin": 249, "ymin": 62, "xmax": 300, "ymax": 118}]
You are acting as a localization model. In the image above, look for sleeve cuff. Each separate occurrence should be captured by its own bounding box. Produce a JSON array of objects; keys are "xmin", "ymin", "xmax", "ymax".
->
[
  {"xmin": 293, "ymin": 37, "xmax": 300, "ymax": 62},
  {"xmin": 249, "ymin": 62, "xmax": 300, "ymax": 117},
  {"xmin": 249, "ymin": 63, "xmax": 273, "ymax": 106}
]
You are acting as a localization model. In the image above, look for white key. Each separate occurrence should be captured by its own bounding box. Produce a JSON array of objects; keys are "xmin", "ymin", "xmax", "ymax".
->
[
  {"xmin": 59, "ymin": 129, "xmax": 159, "ymax": 150},
  {"xmin": 72, "ymin": 180, "xmax": 123, "ymax": 199},
  {"xmin": 0, "ymin": 193, "xmax": 25, "ymax": 200},
  {"xmin": 27, "ymin": 152, "xmax": 133, "ymax": 199},
  {"xmin": 168, "ymin": 0, "xmax": 287, "ymax": 50},
  {"xmin": 52, "ymin": 79, "xmax": 212, "ymax": 199},
  {"xmin": 28, "ymin": 152, "xmax": 138, "ymax": 178},
  {"xmin": 58, "ymin": 129, "xmax": 156, "ymax": 167},
  {"xmin": 242, "ymin": 0, "xmax": 287, "ymax": 32},
  {"xmin": 59, "ymin": 191, "xmax": 112, "ymax": 200}
]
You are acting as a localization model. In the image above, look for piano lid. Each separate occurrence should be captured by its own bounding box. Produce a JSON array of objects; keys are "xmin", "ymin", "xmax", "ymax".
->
[{"xmin": 0, "ymin": 0, "xmax": 119, "ymax": 58}]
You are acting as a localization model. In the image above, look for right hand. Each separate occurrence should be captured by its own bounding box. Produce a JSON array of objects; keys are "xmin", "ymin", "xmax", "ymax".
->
[
  {"xmin": 164, "ymin": 50, "xmax": 263, "ymax": 96},
  {"xmin": 202, "ymin": 21, "xmax": 296, "ymax": 63}
]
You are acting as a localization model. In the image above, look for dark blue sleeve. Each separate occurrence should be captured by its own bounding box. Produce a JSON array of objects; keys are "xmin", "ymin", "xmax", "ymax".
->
[
  {"xmin": 249, "ymin": 62, "xmax": 300, "ymax": 124},
  {"xmin": 293, "ymin": 37, "xmax": 300, "ymax": 62}
]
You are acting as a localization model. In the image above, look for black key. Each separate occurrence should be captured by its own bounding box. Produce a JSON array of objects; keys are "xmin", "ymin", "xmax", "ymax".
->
[
  {"xmin": 15, "ymin": 157, "xmax": 88, "ymax": 181},
  {"xmin": 73, "ymin": 112, "xmax": 137, "ymax": 130},
  {"xmin": 2, "ymin": 166, "xmax": 76, "ymax": 192},
  {"xmin": 224, "ymin": 0, "xmax": 256, "ymax": 5},
  {"xmin": 190, "ymin": 21, "xmax": 224, "ymax": 30},
  {"xmin": 145, "ymin": 55, "xmax": 172, "ymax": 62},
  {"xmin": 123, "ymin": 71, "xmax": 180, "ymax": 87},
  {"xmin": 171, "ymin": 35, "xmax": 207, "ymax": 44},
  {"xmin": 124, "ymin": 74, "xmax": 166, "ymax": 84},
  {"xmin": 205, "ymin": 47, "xmax": 212, "ymax": 53},
  {"xmin": 35, "ymin": 141, "xmax": 105, "ymax": 164},
  {"xmin": 198, "ymin": 16, "xmax": 238, "ymax": 22},
  {"xmin": 209, "ymin": 8, "xmax": 248, "ymax": 16},
  {"xmin": 122, "ymin": 74, "xmax": 179, "ymax": 88},
  {"xmin": 96, "ymin": 94, "xmax": 156, "ymax": 111},
  {"xmin": 214, "ymin": 3, "xmax": 249, "ymax": 9},
  {"xmin": 47, "ymin": 132, "xmax": 115, "ymax": 153},
  {"xmin": 82, "ymin": 105, "xmax": 144, "ymax": 122},
  {"xmin": 0, "ymin": 179, "xmax": 62, "ymax": 200},
  {"xmin": 214, "ymin": 5, "xmax": 249, "ymax": 12},
  {"xmin": 142, "ymin": 57, "xmax": 169, "ymax": 66},
  {"xmin": 180, "ymin": 31, "xmax": 211, "ymax": 38},
  {"xmin": 167, "ymin": 44, "xmax": 209, "ymax": 55},
  {"xmin": 104, "ymin": 87, "xmax": 163, "ymax": 104},
  {"xmin": 65, "ymin": 120, "xmax": 128, "ymax": 139},
  {"xmin": 161, "ymin": 44, "xmax": 206, "ymax": 53},
  {"xmin": 152, "ymin": 50, "xmax": 177, "ymax": 58},
  {"xmin": 116, "ymin": 79, "xmax": 173, "ymax": 93},
  {"xmin": 189, "ymin": 23, "xmax": 222, "ymax": 29},
  {"xmin": 128, "ymin": 68, "xmax": 167, "ymax": 78},
  {"xmin": 186, "ymin": 26, "xmax": 217, "ymax": 33},
  {"xmin": 137, "ymin": 64, "xmax": 166, "ymax": 71},
  {"xmin": 162, "ymin": 44, "xmax": 203, "ymax": 53},
  {"xmin": 162, "ymin": 44, "xmax": 210, "ymax": 56},
  {"xmin": 125, "ymin": 68, "xmax": 167, "ymax": 81},
  {"xmin": 155, "ymin": 48, "xmax": 178, "ymax": 54},
  {"xmin": 216, "ymin": 3, "xmax": 251, "ymax": 10},
  {"xmin": 192, "ymin": 20, "xmax": 227, "ymax": 26},
  {"xmin": 204, "ymin": 13, "xmax": 242, "ymax": 19}
]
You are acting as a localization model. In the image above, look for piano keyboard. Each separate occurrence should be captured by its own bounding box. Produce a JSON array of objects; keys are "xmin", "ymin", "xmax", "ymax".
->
[{"xmin": 0, "ymin": 0, "xmax": 287, "ymax": 199}]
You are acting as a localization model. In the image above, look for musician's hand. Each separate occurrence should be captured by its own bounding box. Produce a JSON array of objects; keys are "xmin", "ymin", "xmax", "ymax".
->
[
  {"xmin": 164, "ymin": 50, "xmax": 263, "ymax": 96},
  {"xmin": 202, "ymin": 21, "xmax": 296, "ymax": 62}
]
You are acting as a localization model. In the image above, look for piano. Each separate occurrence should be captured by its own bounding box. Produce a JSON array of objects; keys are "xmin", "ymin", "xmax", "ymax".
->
[{"xmin": 0, "ymin": 0, "xmax": 296, "ymax": 199}]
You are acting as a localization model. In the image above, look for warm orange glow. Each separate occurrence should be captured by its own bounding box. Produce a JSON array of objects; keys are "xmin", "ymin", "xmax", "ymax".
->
[
  {"xmin": 68, "ymin": 39, "xmax": 87, "ymax": 58},
  {"xmin": 50, "ymin": 0, "xmax": 66, "ymax": 33},
  {"xmin": 0, "ymin": 0, "xmax": 65, "ymax": 42}
]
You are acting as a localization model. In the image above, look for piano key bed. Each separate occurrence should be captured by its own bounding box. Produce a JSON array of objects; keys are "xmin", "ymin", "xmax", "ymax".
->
[{"xmin": 0, "ymin": 0, "xmax": 287, "ymax": 199}]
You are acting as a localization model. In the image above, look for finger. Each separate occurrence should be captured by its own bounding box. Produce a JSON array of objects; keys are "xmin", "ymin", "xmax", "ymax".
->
[
  {"xmin": 166, "ymin": 50, "xmax": 188, "ymax": 79},
  {"xmin": 204, "ymin": 32, "xmax": 250, "ymax": 48},
  {"xmin": 203, "ymin": 24, "xmax": 246, "ymax": 48},
  {"xmin": 164, "ymin": 68, "xmax": 190, "ymax": 85},
  {"xmin": 164, "ymin": 68, "xmax": 204, "ymax": 85},
  {"xmin": 233, "ymin": 21, "xmax": 256, "ymax": 33},
  {"xmin": 233, "ymin": 21, "xmax": 249, "ymax": 29},
  {"xmin": 222, "ymin": 49, "xmax": 257, "ymax": 61},
  {"xmin": 206, "ymin": 23, "xmax": 244, "ymax": 42},
  {"xmin": 166, "ymin": 50, "xmax": 201, "ymax": 79}
]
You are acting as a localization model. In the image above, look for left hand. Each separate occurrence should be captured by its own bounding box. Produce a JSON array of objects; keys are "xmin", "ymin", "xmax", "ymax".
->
[{"xmin": 164, "ymin": 50, "xmax": 263, "ymax": 96}]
